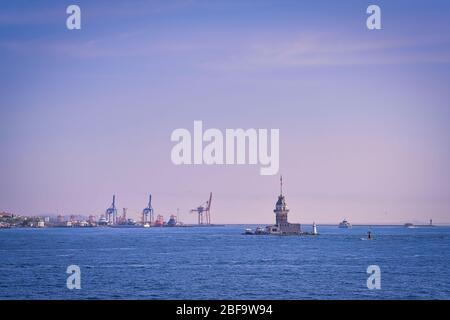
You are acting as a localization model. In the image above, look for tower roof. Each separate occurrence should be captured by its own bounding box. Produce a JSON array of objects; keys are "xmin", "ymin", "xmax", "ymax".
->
[
  {"xmin": 280, "ymin": 175, "xmax": 283, "ymax": 196},
  {"xmin": 274, "ymin": 175, "xmax": 289, "ymax": 213},
  {"xmin": 276, "ymin": 194, "xmax": 286, "ymax": 206}
]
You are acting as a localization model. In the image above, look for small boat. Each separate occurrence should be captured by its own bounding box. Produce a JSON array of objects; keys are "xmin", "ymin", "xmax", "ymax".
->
[
  {"xmin": 404, "ymin": 223, "xmax": 414, "ymax": 228},
  {"xmin": 143, "ymin": 223, "xmax": 150, "ymax": 228},
  {"xmin": 243, "ymin": 228, "xmax": 254, "ymax": 235},
  {"xmin": 166, "ymin": 215, "xmax": 177, "ymax": 227},
  {"xmin": 255, "ymin": 226, "xmax": 267, "ymax": 235},
  {"xmin": 98, "ymin": 217, "xmax": 108, "ymax": 226},
  {"xmin": 338, "ymin": 219, "xmax": 352, "ymax": 228},
  {"xmin": 361, "ymin": 231, "xmax": 373, "ymax": 240}
]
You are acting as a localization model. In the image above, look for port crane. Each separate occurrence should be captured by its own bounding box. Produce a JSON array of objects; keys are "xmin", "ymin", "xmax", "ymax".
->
[
  {"xmin": 142, "ymin": 194, "xmax": 154, "ymax": 225},
  {"xmin": 105, "ymin": 195, "xmax": 118, "ymax": 224},
  {"xmin": 190, "ymin": 192, "xmax": 212, "ymax": 225}
]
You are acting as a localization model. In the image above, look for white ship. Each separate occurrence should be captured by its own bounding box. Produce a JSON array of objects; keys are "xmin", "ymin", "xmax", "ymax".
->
[{"xmin": 338, "ymin": 219, "xmax": 352, "ymax": 228}]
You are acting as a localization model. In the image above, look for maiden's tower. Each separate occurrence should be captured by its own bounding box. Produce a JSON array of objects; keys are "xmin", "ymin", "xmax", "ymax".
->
[{"xmin": 266, "ymin": 176, "xmax": 302, "ymax": 235}]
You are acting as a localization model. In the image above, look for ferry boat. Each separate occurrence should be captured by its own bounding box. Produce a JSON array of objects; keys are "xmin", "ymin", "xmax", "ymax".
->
[
  {"xmin": 166, "ymin": 215, "xmax": 177, "ymax": 227},
  {"xmin": 255, "ymin": 226, "xmax": 267, "ymax": 235},
  {"xmin": 338, "ymin": 219, "xmax": 352, "ymax": 228},
  {"xmin": 243, "ymin": 227, "xmax": 269, "ymax": 235},
  {"xmin": 98, "ymin": 217, "xmax": 108, "ymax": 226},
  {"xmin": 154, "ymin": 215, "xmax": 165, "ymax": 227}
]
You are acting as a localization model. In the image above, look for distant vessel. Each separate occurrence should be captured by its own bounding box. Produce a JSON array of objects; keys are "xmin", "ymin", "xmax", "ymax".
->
[
  {"xmin": 405, "ymin": 220, "xmax": 434, "ymax": 228},
  {"xmin": 154, "ymin": 215, "xmax": 165, "ymax": 227},
  {"xmin": 112, "ymin": 218, "xmax": 139, "ymax": 228},
  {"xmin": 361, "ymin": 230, "xmax": 373, "ymax": 241},
  {"xmin": 167, "ymin": 215, "xmax": 178, "ymax": 227},
  {"xmin": 242, "ymin": 227, "xmax": 267, "ymax": 235},
  {"xmin": 338, "ymin": 219, "xmax": 352, "ymax": 228},
  {"xmin": 0, "ymin": 222, "xmax": 11, "ymax": 229},
  {"xmin": 255, "ymin": 226, "xmax": 267, "ymax": 235},
  {"xmin": 98, "ymin": 216, "xmax": 108, "ymax": 226}
]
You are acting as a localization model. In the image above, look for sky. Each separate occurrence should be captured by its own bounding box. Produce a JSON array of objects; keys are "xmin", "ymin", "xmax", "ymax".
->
[{"xmin": 1, "ymin": 0, "xmax": 450, "ymax": 224}]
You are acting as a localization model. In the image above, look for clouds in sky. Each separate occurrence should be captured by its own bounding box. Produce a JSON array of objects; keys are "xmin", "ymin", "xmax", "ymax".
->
[{"xmin": 1, "ymin": 1, "xmax": 450, "ymax": 223}]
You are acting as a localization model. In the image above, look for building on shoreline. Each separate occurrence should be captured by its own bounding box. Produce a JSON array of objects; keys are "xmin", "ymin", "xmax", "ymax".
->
[{"xmin": 266, "ymin": 176, "xmax": 302, "ymax": 235}]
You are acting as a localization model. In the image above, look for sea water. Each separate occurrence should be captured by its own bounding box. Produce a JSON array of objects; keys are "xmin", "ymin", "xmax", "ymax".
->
[{"xmin": 0, "ymin": 225, "xmax": 449, "ymax": 299}]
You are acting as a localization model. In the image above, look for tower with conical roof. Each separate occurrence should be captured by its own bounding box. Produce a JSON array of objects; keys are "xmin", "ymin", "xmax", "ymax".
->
[
  {"xmin": 267, "ymin": 175, "xmax": 301, "ymax": 235},
  {"xmin": 274, "ymin": 176, "xmax": 289, "ymax": 226}
]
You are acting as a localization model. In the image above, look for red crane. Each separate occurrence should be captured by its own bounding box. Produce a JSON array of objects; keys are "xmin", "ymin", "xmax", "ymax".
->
[{"xmin": 190, "ymin": 192, "xmax": 212, "ymax": 225}]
